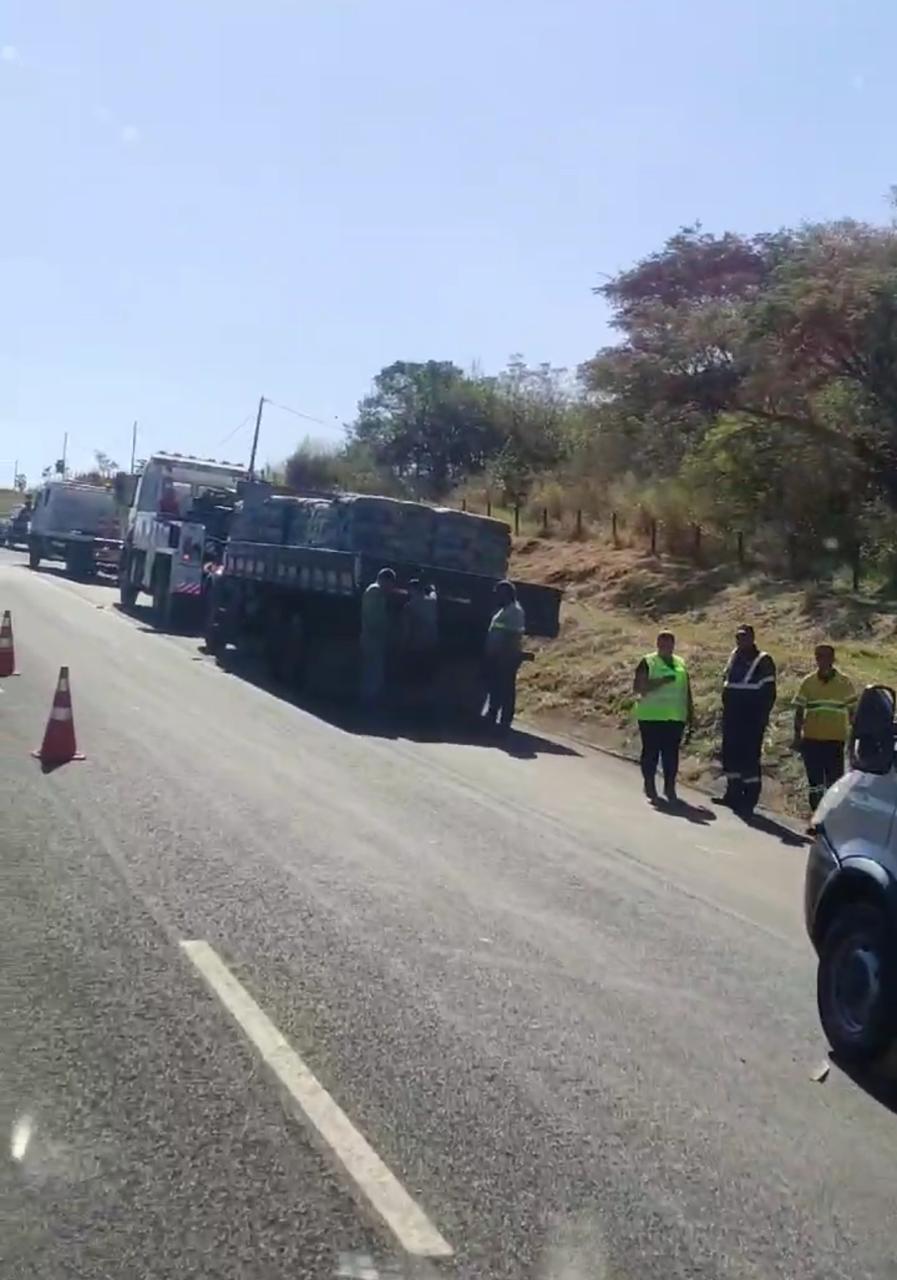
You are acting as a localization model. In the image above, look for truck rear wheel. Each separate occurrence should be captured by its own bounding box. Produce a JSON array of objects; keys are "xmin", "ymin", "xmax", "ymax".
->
[
  {"xmin": 152, "ymin": 562, "xmax": 171, "ymax": 626},
  {"xmin": 65, "ymin": 544, "xmax": 95, "ymax": 581},
  {"xmin": 203, "ymin": 580, "xmax": 226, "ymax": 654},
  {"xmin": 266, "ymin": 612, "xmax": 305, "ymax": 687},
  {"xmin": 119, "ymin": 555, "xmax": 139, "ymax": 610}
]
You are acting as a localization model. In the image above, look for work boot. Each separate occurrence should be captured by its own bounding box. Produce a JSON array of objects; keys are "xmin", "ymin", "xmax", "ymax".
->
[
  {"xmin": 643, "ymin": 778, "xmax": 658, "ymax": 803},
  {"xmin": 715, "ymin": 780, "xmax": 743, "ymax": 810},
  {"xmin": 664, "ymin": 782, "xmax": 679, "ymax": 804}
]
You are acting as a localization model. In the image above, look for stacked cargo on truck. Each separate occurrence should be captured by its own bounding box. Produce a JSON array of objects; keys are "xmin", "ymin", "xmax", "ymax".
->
[{"xmin": 205, "ymin": 486, "xmax": 560, "ymax": 717}]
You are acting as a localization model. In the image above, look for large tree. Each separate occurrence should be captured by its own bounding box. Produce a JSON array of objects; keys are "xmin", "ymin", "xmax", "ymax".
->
[
  {"xmin": 349, "ymin": 360, "xmax": 502, "ymax": 497},
  {"xmin": 581, "ymin": 218, "xmax": 897, "ymax": 515}
]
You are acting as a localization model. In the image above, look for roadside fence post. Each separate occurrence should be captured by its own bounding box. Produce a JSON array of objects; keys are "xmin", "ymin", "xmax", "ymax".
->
[
  {"xmin": 650, "ymin": 519, "xmax": 657, "ymax": 556},
  {"xmin": 576, "ymin": 508, "xmax": 583, "ymax": 538},
  {"xmin": 787, "ymin": 533, "xmax": 798, "ymax": 577},
  {"xmin": 514, "ymin": 504, "xmax": 520, "ymax": 535},
  {"xmin": 612, "ymin": 511, "xmax": 619, "ymax": 548},
  {"xmin": 542, "ymin": 507, "xmax": 549, "ymax": 533},
  {"xmin": 737, "ymin": 530, "xmax": 745, "ymax": 567}
]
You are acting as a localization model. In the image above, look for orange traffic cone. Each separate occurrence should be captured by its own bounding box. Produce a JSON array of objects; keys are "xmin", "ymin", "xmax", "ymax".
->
[
  {"xmin": 32, "ymin": 666, "xmax": 85, "ymax": 766},
  {"xmin": 0, "ymin": 610, "xmax": 18, "ymax": 676}
]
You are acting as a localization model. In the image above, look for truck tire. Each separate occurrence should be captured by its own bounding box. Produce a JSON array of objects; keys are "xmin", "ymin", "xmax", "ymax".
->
[
  {"xmin": 266, "ymin": 612, "xmax": 305, "ymax": 687},
  {"xmin": 203, "ymin": 581, "xmax": 225, "ymax": 654},
  {"xmin": 119, "ymin": 553, "xmax": 139, "ymax": 610},
  {"xmin": 28, "ymin": 538, "xmax": 41, "ymax": 570},
  {"xmin": 65, "ymin": 544, "xmax": 95, "ymax": 581},
  {"xmin": 152, "ymin": 562, "xmax": 171, "ymax": 626}
]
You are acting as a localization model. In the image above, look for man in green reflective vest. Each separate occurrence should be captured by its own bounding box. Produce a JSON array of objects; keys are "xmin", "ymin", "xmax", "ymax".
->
[{"xmin": 633, "ymin": 630, "xmax": 695, "ymax": 804}]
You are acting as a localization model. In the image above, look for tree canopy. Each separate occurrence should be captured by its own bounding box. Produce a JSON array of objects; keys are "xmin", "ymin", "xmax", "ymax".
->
[{"xmin": 275, "ymin": 206, "xmax": 897, "ymax": 565}]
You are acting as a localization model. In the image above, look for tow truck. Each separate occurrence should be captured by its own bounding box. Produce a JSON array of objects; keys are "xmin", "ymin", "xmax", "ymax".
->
[{"xmin": 118, "ymin": 453, "xmax": 248, "ymax": 626}]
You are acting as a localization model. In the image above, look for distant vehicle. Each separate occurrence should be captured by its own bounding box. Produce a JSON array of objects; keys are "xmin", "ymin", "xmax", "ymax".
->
[
  {"xmin": 805, "ymin": 684, "xmax": 897, "ymax": 1061},
  {"xmin": 204, "ymin": 485, "xmax": 561, "ymax": 717},
  {"xmin": 5, "ymin": 501, "xmax": 32, "ymax": 549},
  {"xmin": 118, "ymin": 453, "xmax": 248, "ymax": 626},
  {"xmin": 28, "ymin": 482, "xmax": 120, "ymax": 577}
]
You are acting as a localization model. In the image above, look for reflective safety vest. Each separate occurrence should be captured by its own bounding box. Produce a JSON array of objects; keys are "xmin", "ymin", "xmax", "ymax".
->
[
  {"xmin": 723, "ymin": 649, "xmax": 774, "ymax": 690},
  {"xmin": 636, "ymin": 653, "xmax": 689, "ymax": 722},
  {"xmin": 794, "ymin": 669, "xmax": 857, "ymax": 742}
]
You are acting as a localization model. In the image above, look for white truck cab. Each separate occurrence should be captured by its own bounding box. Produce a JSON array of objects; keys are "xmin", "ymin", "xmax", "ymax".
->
[
  {"xmin": 119, "ymin": 453, "xmax": 247, "ymax": 625},
  {"xmin": 805, "ymin": 685, "xmax": 897, "ymax": 1061}
]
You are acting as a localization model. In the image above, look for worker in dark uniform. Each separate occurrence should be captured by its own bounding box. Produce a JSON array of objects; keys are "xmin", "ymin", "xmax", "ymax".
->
[
  {"xmin": 717, "ymin": 624, "xmax": 776, "ymax": 816},
  {"xmin": 360, "ymin": 567, "xmax": 397, "ymax": 706},
  {"xmin": 483, "ymin": 580, "xmax": 526, "ymax": 734},
  {"xmin": 401, "ymin": 578, "xmax": 439, "ymax": 719}
]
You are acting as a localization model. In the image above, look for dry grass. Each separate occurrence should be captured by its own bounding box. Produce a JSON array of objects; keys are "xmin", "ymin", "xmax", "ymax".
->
[
  {"xmin": 512, "ymin": 541, "xmax": 897, "ymax": 815},
  {"xmin": 0, "ymin": 489, "xmax": 22, "ymax": 517}
]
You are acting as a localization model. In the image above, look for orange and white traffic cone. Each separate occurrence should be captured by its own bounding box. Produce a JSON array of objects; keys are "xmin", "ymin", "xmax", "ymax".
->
[
  {"xmin": 0, "ymin": 610, "xmax": 18, "ymax": 676},
  {"xmin": 32, "ymin": 666, "xmax": 85, "ymax": 766}
]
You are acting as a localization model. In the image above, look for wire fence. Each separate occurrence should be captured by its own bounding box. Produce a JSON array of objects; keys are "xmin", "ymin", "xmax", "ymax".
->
[{"xmin": 455, "ymin": 496, "xmax": 868, "ymax": 591}]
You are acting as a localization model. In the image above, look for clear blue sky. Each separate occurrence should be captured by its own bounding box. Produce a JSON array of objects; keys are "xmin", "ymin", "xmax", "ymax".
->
[{"xmin": 0, "ymin": 0, "xmax": 893, "ymax": 485}]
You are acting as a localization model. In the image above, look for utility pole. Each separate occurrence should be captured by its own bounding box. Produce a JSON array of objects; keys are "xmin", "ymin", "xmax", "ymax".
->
[
  {"xmin": 130, "ymin": 420, "xmax": 138, "ymax": 474},
  {"xmin": 12, "ymin": 458, "xmax": 17, "ymax": 488},
  {"xmin": 248, "ymin": 396, "xmax": 266, "ymax": 480},
  {"xmin": 61, "ymin": 432, "xmax": 68, "ymax": 476}
]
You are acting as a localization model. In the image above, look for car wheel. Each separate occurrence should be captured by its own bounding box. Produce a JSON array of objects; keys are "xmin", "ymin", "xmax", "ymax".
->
[{"xmin": 817, "ymin": 901, "xmax": 897, "ymax": 1062}]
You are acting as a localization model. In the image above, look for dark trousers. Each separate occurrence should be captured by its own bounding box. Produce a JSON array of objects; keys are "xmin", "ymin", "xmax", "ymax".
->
[
  {"xmin": 484, "ymin": 657, "xmax": 518, "ymax": 730},
  {"xmin": 802, "ymin": 740, "xmax": 845, "ymax": 811},
  {"xmin": 721, "ymin": 712, "xmax": 766, "ymax": 813},
  {"xmin": 639, "ymin": 720, "xmax": 685, "ymax": 793}
]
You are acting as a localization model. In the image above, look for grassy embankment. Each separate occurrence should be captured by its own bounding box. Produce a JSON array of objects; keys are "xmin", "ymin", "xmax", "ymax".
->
[
  {"xmin": 0, "ymin": 489, "xmax": 22, "ymax": 517},
  {"xmin": 511, "ymin": 539, "xmax": 897, "ymax": 815}
]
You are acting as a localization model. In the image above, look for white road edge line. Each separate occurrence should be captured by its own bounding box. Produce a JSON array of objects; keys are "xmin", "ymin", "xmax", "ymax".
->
[{"xmin": 179, "ymin": 939, "xmax": 453, "ymax": 1262}]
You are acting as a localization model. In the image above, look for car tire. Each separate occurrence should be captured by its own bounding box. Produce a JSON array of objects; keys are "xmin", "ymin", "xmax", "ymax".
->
[{"xmin": 817, "ymin": 901, "xmax": 897, "ymax": 1062}]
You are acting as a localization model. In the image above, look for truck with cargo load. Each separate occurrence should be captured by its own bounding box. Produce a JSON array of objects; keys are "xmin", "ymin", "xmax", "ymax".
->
[
  {"xmin": 204, "ymin": 487, "xmax": 561, "ymax": 717},
  {"xmin": 118, "ymin": 452, "xmax": 248, "ymax": 626},
  {"xmin": 28, "ymin": 481, "xmax": 122, "ymax": 578}
]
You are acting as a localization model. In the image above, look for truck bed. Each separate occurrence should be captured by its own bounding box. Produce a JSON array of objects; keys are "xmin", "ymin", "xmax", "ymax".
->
[{"xmin": 222, "ymin": 539, "xmax": 561, "ymax": 638}]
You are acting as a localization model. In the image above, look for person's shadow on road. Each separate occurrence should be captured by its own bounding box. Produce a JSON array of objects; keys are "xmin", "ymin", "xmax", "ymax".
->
[
  {"xmin": 652, "ymin": 798, "xmax": 717, "ymax": 825},
  {"xmin": 742, "ymin": 810, "xmax": 809, "ymax": 848}
]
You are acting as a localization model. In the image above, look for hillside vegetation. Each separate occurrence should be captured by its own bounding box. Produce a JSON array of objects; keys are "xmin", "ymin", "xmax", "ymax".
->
[
  {"xmin": 510, "ymin": 539, "xmax": 897, "ymax": 814},
  {"xmin": 0, "ymin": 489, "xmax": 23, "ymax": 517}
]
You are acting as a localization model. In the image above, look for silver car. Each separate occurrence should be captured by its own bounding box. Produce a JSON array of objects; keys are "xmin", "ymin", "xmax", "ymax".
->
[{"xmin": 805, "ymin": 688, "xmax": 897, "ymax": 1061}]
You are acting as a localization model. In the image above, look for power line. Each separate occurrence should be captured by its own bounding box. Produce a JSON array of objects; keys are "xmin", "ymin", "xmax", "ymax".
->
[
  {"xmin": 265, "ymin": 399, "xmax": 339, "ymax": 429},
  {"xmin": 218, "ymin": 413, "xmax": 253, "ymax": 446}
]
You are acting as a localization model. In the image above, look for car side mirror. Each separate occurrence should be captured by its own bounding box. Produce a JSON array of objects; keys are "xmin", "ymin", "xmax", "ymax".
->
[{"xmin": 850, "ymin": 685, "xmax": 897, "ymax": 774}]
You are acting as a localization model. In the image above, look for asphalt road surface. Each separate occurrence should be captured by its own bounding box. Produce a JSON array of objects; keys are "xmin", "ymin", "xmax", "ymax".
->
[{"xmin": 2, "ymin": 547, "xmax": 896, "ymax": 1279}]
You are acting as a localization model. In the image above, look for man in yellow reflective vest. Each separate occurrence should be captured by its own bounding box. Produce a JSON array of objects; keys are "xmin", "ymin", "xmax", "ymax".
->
[
  {"xmin": 792, "ymin": 643, "xmax": 857, "ymax": 818},
  {"xmin": 633, "ymin": 630, "xmax": 694, "ymax": 804}
]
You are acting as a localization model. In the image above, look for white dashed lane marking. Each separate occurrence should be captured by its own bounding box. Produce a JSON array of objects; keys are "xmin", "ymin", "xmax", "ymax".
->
[{"xmin": 180, "ymin": 940, "xmax": 453, "ymax": 1262}]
